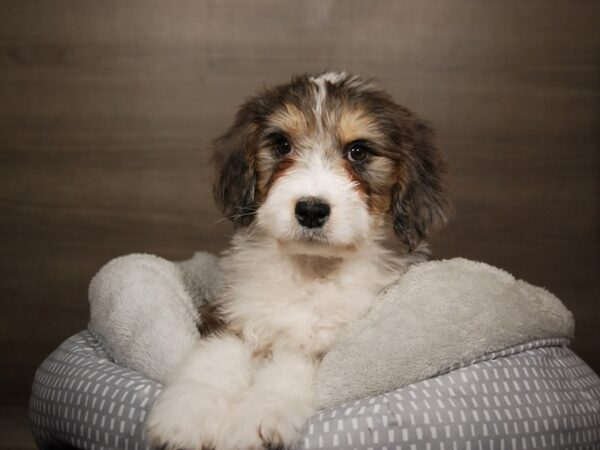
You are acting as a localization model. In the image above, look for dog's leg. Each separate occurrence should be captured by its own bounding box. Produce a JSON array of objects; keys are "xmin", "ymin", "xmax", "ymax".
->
[
  {"xmin": 145, "ymin": 334, "xmax": 256, "ymax": 450},
  {"xmin": 223, "ymin": 351, "xmax": 317, "ymax": 450}
]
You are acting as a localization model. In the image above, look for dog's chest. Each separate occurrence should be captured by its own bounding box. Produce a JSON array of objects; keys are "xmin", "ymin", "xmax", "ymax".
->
[{"xmin": 222, "ymin": 260, "xmax": 385, "ymax": 356}]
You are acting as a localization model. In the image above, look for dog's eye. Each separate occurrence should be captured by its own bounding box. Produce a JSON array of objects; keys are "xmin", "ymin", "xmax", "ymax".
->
[
  {"xmin": 273, "ymin": 135, "xmax": 292, "ymax": 156},
  {"xmin": 347, "ymin": 141, "xmax": 371, "ymax": 163}
]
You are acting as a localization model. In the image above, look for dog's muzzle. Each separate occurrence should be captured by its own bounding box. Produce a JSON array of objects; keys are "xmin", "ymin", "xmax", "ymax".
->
[{"xmin": 295, "ymin": 197, "xmax": 330, "ymax": 229}]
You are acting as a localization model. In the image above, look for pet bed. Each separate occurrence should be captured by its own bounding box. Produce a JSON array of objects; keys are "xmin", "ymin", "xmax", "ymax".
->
[
  {"xmin": 30, "ymin": 333, "xmax": 600, "ymax": 449},
  {"xmin": 29, "ymin": 253, "xmax": 600, "ymax": 449}
]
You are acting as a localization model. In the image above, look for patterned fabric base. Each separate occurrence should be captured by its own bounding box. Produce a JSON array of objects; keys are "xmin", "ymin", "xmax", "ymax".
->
[{"xmin": 30, "ymin": 331, "xmax": 600, "ymax": 450}]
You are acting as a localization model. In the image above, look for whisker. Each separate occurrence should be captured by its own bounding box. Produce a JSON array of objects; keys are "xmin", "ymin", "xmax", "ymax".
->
[{"xmin": 207, "ymin": 210, "xmax": 258, "ymax": 228}]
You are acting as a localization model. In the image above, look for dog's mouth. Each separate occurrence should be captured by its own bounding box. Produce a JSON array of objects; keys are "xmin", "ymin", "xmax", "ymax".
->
[
  {"xmin": 277, "ymin": 230, "xmax": 358, "ymax": 256},
  {"xmin": 295, "ymin": 228, "xmax": 330, "ymax": 243}
]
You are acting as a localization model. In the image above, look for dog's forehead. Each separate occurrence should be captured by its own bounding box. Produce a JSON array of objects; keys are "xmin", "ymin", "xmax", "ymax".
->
[{"xmin": 265, "ymin": 73, "xmax": 385, "ymax": 146}]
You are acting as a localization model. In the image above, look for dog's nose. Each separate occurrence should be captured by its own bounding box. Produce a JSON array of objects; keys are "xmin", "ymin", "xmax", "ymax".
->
[{"xmin": 295, "ymin": 198, "xmax": 330, "ymax": 228}]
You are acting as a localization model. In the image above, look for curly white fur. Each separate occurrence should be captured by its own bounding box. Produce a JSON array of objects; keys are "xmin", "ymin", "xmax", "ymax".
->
[
  {"xmin": 146, "ymin": 145, "xmax": 421, "ymax": 449},
  {"xmin": 145, "ymin": 229, "xmax": 420, "ymax": 450}
]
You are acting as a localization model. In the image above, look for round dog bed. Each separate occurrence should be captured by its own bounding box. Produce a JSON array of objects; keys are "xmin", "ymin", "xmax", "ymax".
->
[{"xmin": 30, "ymin": 330, "xmax": 600, "ymax": 450}]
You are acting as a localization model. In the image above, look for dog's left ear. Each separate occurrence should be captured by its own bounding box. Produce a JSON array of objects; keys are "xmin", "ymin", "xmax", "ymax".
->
[
  {"xmin": 391, "ymin": 117, "xmax": 452, "ymax": 250},
  {"xmin": 212, "ymin": 105, "xmax": 259, "ymax": 227}
]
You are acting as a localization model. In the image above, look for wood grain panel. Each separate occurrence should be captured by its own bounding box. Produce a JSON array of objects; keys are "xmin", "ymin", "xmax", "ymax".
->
[{"xmin": 1, "ymin": 0, "xmax": 599, "ymax": 414}]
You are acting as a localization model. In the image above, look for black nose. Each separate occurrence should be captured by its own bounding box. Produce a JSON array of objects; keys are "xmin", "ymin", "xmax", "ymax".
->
[{"xmin": 295, "ymin": 198, "xmax": 330, "ymax": 228}]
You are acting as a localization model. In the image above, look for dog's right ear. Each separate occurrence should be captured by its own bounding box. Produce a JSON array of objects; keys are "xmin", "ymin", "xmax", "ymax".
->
[{"xmin": 212, "ymin": 105, "xmax": 259, "ymax": 227}]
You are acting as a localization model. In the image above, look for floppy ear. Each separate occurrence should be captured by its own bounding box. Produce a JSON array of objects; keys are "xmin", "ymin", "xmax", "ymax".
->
[
  {"xmin": 391, "ymin": 118, "xmax": 452, "ymax": 250},
  {"xmin": 212, "ymin": 107, "xmax": 258, "ymax": 227}
]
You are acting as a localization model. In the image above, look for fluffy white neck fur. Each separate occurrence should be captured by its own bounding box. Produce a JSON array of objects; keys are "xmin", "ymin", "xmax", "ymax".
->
[{"xmin": 217, "ymin": 229, "xmax": 426, "ymax": 358}]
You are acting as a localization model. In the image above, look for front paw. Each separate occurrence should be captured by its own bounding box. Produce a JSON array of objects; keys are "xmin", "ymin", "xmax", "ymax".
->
[
  {"xmin": 225, "ymin": 403, "xmax": 311, "ymax": 450},
  {"xmin": 145, "ymin": 385, "xmax": 230, "ymax": 450},
  {"xmin": 257, "ymin": 416, "xmax": 299, "ymax": 450}
]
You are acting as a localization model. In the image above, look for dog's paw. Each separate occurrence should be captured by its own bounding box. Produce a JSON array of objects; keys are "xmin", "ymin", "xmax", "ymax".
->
[
  {"xmin": 145, "ymin": 385, "xmax": 230, "ymax": 450},
  {"xmin": 223, "ymin": 402, "xmax": 308, "ymax": 450},
  {"xmin": 258, "ymin": 408, "xmax": 309, "ymax": 450},
  {"xmin": 205, "ymin": 410, "xmax": 264, "ymax": 450}
]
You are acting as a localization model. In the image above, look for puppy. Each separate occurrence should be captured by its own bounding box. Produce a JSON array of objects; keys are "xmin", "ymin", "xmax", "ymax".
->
[{"xmin": 145, "ymin": 72, "xmax": 451, "ymax": 450}]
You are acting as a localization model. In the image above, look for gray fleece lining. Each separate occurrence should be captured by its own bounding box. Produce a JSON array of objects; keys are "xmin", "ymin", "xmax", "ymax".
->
[{"xmin": 88, "ymin": 253, "xmax": 574, "ymax": 408}]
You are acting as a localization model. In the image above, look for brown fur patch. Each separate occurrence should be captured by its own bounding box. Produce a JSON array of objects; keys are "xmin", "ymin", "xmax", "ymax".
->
[
  {"xmin": 197, "ymin": 303, "xmax": 226, "ymax": 336},
  {"xmin": 367, "ymin": 191, "xmax": 392, "ymax": 217},
  {"xmin": 267, "ymin": 157, "xmax": 295, "ymax": 189},
  {"xmin": 337, "ymin": 108, "xmax": 383, "ymax": 145},
  {"xmin": 252, "ymin": 345, "xmax": 273, "ymax": 361},
  {"xmin": 255, "ymin": 149, "xmax": 298, "ymax": 198},
  {"xmin": 255, "ymin": 147, "xmax": 274, "ymax": 198},
  {"xmin": 267, "ymin": 103, "xmax": 311, "ymax": 140},
  {"xmin": 342, "ymin": 159, "xmax": 370, "ymax": 198}
]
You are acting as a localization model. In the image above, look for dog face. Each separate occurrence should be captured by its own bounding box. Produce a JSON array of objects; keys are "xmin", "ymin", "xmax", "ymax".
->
[{"xmin": 213, "ymin": 72, "xmax": 450, "ymax": 254}]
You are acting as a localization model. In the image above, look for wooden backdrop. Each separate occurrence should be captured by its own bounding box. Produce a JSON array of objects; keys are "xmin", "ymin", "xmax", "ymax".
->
[{"xmin": 0, "ymin": 0, "xmax": 598, "ymax": 441}]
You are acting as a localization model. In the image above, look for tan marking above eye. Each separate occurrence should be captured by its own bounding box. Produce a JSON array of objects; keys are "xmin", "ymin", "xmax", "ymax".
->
[
  {"xmin": 266, "ymin": 103, "xmax": 310, "ymax": 139},
  {"xmin": 337, "ymin": 108, "xmax": 384, "ymax": 145}
]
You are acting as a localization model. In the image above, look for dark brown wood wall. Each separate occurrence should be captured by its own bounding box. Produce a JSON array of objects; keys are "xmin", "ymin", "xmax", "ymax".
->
[{"xmin": 1, "ymin": 0, "xmax": 599, "ymax": 411}]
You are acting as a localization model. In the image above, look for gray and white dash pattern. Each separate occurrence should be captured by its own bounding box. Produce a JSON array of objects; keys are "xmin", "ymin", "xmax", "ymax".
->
[{"xmin": 30, "ymin": 331, "xmax": 600, "ymax": 450}]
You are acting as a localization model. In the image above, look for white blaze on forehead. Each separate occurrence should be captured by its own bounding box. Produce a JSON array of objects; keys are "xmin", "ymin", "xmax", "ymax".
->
[
  {"xmin": 311, "ymin": 71, "xmax": 377, "ymax": 89},
  {"xmin": 310, "ymin": 72, "xmax": 347, "ymax": 125},
  {"xmin": 310, "ymin": 79, "xmax": 326, "ymax": 125},
  {"xmin": 309, "ymin": 72, "xmax": 378, "ymax": 125},
  {"xmin": 311, "ymin": 71, "xmax": 349, "ymax": 84}
]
